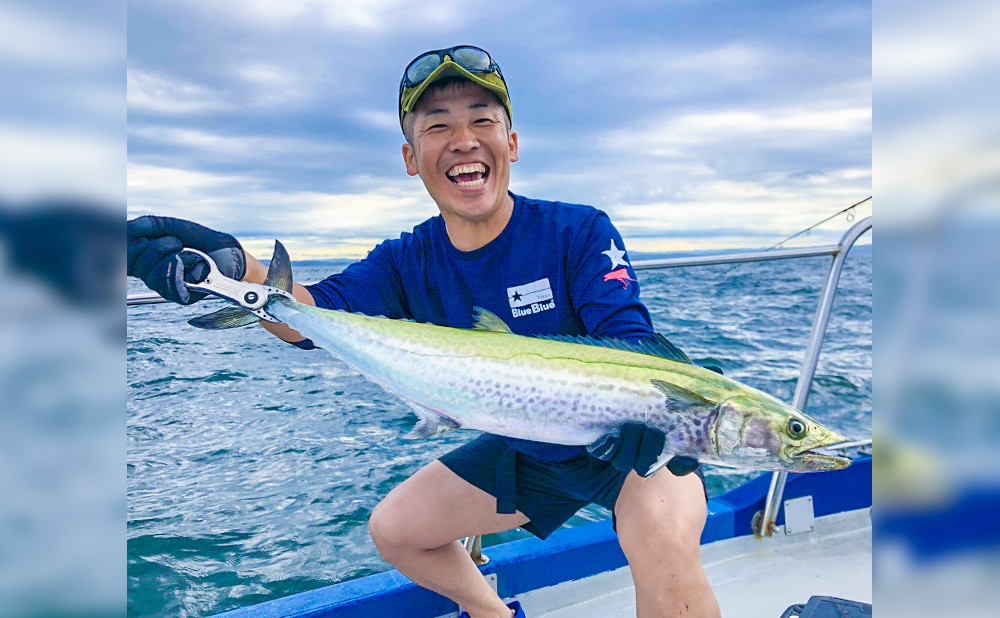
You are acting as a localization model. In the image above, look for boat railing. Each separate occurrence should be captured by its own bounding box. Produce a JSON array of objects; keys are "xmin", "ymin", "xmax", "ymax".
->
[
  {"xmin": 126, "ymin": 216, "xmax": 873, "ymax": 547},
  {"xmin": 632, "ymin": 216, "xmax": 873, "ymax": 538}
]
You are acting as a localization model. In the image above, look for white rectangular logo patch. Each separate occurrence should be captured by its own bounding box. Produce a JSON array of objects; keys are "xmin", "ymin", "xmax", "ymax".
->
[{"xmin": 508, "ymin": 278, "xmax": 552, "ymax": 308}]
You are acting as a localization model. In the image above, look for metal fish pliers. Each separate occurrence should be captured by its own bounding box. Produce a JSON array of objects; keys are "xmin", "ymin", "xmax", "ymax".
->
[{"xmin": 180, "ymin": 248, "xmax": 290, "ymax": 323}]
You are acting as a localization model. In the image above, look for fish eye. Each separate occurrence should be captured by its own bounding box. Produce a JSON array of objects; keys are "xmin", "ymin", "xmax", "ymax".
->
[{"xmin": 786, "ymin": 418, "xmax": 807, "ymax": 439}]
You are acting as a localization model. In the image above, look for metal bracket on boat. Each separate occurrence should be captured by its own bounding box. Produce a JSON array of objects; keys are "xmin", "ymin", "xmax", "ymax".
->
[
  {"xmin": 783, "ymin": 495, "xmax": 816, "ymax": 535},
  {"xmin": 751, "ymin": 510, "xmax": 776, "ymax": 537},
  {"xmin": 464, "ymin": 535, "xmax": 489, "ymax": 566}
]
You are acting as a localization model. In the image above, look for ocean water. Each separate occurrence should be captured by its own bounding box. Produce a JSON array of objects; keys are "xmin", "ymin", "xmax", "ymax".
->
[{"xmin": 127, "ymin": 251, "xmax": 871, "ymax": 618}]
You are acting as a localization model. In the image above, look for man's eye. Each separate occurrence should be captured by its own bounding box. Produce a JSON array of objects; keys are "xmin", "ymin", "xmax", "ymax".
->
[{"xmin": 474, "ymin": 118, "xmax": 492, "ymax": 124}]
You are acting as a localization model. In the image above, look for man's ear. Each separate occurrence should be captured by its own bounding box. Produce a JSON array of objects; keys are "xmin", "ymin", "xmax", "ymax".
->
[
  {"xmin": 402, "ymin": 142, "xmax": 418, "ymax": 176},
  {"xmin": 508, "ymin": 130, "xmax": 519, "ymax": 163}
]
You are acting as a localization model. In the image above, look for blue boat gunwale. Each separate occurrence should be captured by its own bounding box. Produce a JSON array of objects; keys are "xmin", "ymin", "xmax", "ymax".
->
[{"xmin": 212, "ymin": 456, "xmax": 872, "ymax": 618}]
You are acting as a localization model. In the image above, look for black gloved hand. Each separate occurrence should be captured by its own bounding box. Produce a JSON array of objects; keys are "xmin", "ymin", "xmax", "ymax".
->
[
  {"xmin": 587, "ymin": 421, "xmax": 699, "ymax": 477},
  {"xmin": 127, "ymin": 216, "xmax": 245, "ymax": 305}
]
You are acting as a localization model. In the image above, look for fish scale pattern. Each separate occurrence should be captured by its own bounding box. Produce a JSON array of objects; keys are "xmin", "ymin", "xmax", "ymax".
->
[
  {"xmin": 269, "ymin": 300, "xmax": 729, "ymax": 459},
  {"xmin": 266, "ymin": 298, "xmax": 847, "ymax": 471}
]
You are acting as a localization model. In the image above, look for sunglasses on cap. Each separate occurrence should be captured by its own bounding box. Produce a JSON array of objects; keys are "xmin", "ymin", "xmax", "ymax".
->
[
  {"xmin": 398, "ymin": 45, "xmax": 512, "ymax": 127},
  {"xmin": 400, "ymin": 45, "xmax": 505, "ymax": 90}
]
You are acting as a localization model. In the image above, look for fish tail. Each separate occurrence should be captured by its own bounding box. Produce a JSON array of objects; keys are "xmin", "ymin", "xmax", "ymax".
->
[
  {"xmin": 188, "ymin": 306, "xmax": 262, "ymax": 329},
  {"xmin": 188, "ymin": 240, "xmax": 294, "ymax": 329},
  {"xmin": 264, "ymin": 239, "xmax": 293, "ymax": 293}
]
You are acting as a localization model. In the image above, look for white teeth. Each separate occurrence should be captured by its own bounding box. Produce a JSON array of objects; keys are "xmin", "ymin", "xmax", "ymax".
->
[
  {"xmin": 455, "ymin": 177, "xmax": 486, "ymax": 187},
  {"xmin": 447, "ymin": 163, "xmax": 487, "ymax": 177}
]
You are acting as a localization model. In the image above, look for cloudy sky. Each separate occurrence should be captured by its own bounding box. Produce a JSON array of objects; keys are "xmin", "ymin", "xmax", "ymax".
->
[{"xmin": 126, "ymin": 0, "xmax": 871, "ymax": 260}]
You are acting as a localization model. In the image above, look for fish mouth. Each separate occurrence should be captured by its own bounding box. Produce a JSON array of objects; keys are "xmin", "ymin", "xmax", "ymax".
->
[
  {"xmin": 788, "ymin": 447, "xmax": 852, "ymax": 471},
  {"xmin": 785, "ymin": 429, "xmax": 852, "ymax": 472}
]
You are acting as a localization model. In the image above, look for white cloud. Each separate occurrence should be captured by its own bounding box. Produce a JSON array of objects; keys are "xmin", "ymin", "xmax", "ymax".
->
[
  {"xmin": 606, "ymin": 172, "xmax": 873, "ymax": 253},
  {"xmin": 651, "ymin": 43, "xmax": 771, "ymax": 79},
  {"xmin": 127, "ymin": 163, "xmax": 256, "ymax": 223},
  {"xmin": 127, "ymin": 70, "xmax": 224, "ymax": 115},
  {"xmin": 126, "ymin": 163, "xmax": 440, "ymax": 258},
  {"xmin": 128, "ymin": 125, "xmax": 345, "ymax": 158},
  {"xmin": 177, "ymin": 0, "xmax": 463, "ymax": 33},
  {"xmin": 127, "ymin": 63, "xmax": 318, "ymax": 115},
  {"xmin": 601, "ymin": 104, "xmax": 871, "ymax": 154},
  {"xmin": 123, "ymin": 2, "xmax": 872, "ymax": 257},
  {"xmin": 615, "ymin": 200, "xmax": 872, "ymax": 252},
  {"xmin": 356, "ymin": 110, "xmax": 401, "ymax": 131},
  {"xmin": 555, "ymin": 43, "xmax": 774, "ymax": 86},
  {"xmin": 127, "ymin": 163, "xmax": 251, "ymax": 194},
  {"xmin": 236, "ymin": 63, "xmax": 315, "ymax": 107}
]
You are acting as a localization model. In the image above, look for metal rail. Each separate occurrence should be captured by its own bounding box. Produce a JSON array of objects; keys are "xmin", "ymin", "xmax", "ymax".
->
[
  {"xmin": 756, "ymin": 216, "xmax": 872, "ymax": 537},
  {"xmin": 128, "ymin": 290, "xmax": 177, "ymax": 305},
  {"xmin": 821, "ymin": 438, "xmax": 872, "ymax": 452},
  {"xmin": 631, "ymin": 244, "xmax": 841, "ymax": 270}
]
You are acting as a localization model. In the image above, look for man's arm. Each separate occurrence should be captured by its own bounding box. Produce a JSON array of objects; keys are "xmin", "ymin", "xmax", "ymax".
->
[{"xmin": 567, "ymin": 211, "xmax": 653, "ymax": 340}]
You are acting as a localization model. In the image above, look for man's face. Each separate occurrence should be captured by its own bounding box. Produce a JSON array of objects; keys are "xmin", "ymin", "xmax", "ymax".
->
[{"xmin": 402, "ymin": 82, "xmax": 518, "ymax": 224}]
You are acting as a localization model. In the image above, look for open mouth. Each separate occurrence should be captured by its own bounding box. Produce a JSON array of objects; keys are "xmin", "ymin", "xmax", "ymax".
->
[
  {"xmin": 788, "ymin": 444, "xmax": 851, "ymax": 471},
  {"xmin": 447, "ymin": 162, "xmax": 490, "ymax": 187}
]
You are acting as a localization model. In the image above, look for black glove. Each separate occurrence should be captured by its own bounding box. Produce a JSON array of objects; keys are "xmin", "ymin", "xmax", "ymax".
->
[
  {"xmin": 127, "ymin": 216, "xmax": 245, "ymax": 305},
  {"xmin": 588, "ymin": 421, "xmax": 699, "ymax": 477}
]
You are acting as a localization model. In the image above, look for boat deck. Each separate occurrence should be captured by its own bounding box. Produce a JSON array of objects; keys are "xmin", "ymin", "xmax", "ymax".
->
[
  {"xmin": 507, "ymin": 509, "xmax": 871, "ymax": 618},
  {"xmin": 212, "ymin": 459, "xmax": 873, "ymax": 618}
]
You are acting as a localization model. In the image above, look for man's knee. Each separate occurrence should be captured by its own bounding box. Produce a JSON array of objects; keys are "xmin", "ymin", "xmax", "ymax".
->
[
  {"xmin": 618, "ymin": 515, "xmax": 701, "ymax": 566},
  {"xmin": 369, "ymin": 499, "xmax": 420, "ymax": 561},
  {"xmin": 615, "ymin": 475, "xmax": 707, "ymax": 564}
]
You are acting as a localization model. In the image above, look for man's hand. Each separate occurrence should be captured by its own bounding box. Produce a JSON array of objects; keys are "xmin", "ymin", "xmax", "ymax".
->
[
  {"xmin": 587, "ymin": 421, "xmax": 699, "ymax": 477},
  {"xmin": 127, "ymin": 216, "xmax": 245, "ymax": 305}
]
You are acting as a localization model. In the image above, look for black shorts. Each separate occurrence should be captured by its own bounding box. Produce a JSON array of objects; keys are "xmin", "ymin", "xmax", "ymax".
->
[{"xmin": 438, "ymin": 434, "xmax": 707, "ymax": 540}]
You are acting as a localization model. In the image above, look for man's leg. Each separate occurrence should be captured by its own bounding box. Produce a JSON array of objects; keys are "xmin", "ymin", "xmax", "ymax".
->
[
  {"xmin": 614, "ymin": 470, "xmax": 721, "ymax": 618},
  {"xmin": 369, "ymin": 461, "xmax": 528, "ymax": 618}
]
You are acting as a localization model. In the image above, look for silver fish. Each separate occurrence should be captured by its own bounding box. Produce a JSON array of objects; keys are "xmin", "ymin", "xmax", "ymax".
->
[{"xmin": 192, "ymin": 241, "xmax": 850, "ymax": 474}]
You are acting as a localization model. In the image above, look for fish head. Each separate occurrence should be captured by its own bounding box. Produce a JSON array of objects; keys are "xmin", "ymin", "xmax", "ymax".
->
[{"xmin": 713, "ymin": 395, "xmax": 851, "ymax": 472}]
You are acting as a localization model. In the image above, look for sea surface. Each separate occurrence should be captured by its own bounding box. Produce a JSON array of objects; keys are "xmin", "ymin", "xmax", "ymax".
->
[{"xmin": 127, "ymin": 251, "xmax": 871, "ymax": 617}]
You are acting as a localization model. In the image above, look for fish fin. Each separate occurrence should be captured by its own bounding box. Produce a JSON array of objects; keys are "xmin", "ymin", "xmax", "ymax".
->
[
  {"xmin": 650, "ymin": 379, "xmax": 714, "ymax": 406},
  {"xmin": 471, "ymin": 307, "xmax": 513, "ymax": 333},
  {"xmin": 404, "ymin": 413, "xmax": 461, "ymax": 439},
  {"xmin": 263, "ymin": 240, "xmax": 293, "ymax": 293},
  {"xmin": 401, "ymin": 400, "xmax": 462, "ymax": 439},
  {"xmin": 188, "ymin": 306, "xmax": 262, "ymax": 329},
  {"xmin": 534, "ymin": 332, "xmax": 693, "ymax": 364},
  {"xmin": 641, "ymin": 451, "xmax": 676, "ymax": 478},
  {"xmin": 646, "ymin": 333, "xmax": 693, "ymax": 364}
]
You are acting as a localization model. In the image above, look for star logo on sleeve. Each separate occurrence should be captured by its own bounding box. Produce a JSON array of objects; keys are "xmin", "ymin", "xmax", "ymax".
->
[{"xmin": 601, "ymin": 239, "xmax": 630, "ymax": 269}]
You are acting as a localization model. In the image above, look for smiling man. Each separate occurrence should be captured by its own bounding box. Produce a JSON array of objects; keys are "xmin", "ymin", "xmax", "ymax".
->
[
  {"xmin": 127, "ymin": 45, "xmax": 720, "ymax": 618},
  {"xmin": 401, "ymin": 85, "xmax": 517, "ymax": 250}
]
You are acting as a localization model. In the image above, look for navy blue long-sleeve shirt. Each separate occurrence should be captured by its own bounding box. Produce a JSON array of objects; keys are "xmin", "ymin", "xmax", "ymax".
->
[{"xmin": 307, "ymin": 193, "xmax": 653, "ymax": 460}]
